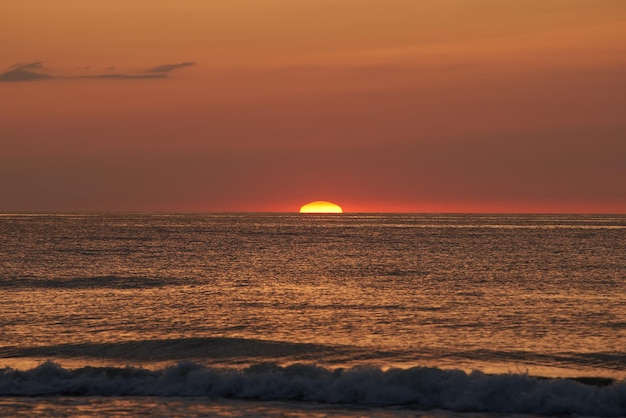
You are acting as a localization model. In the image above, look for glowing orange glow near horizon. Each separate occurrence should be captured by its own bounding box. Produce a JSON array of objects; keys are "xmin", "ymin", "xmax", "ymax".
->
[
  {"xmin": 0, "ymin": 1, "xmax": 625, "ymax": 213},
  {"xmin": 300, "ymin": 201, "xmax": 343, "ymax": 214}
]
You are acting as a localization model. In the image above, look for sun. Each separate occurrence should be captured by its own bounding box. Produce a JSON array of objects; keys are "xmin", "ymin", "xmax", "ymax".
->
[{"xmin": 299, "ymin": 201, "xmax": 343, "ymax": 214}]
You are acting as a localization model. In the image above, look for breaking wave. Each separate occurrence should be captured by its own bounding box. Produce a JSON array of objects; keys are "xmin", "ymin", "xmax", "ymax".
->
[{"xmin": 1, "ymin": 362, "xmax": 625, "ymax": 416}]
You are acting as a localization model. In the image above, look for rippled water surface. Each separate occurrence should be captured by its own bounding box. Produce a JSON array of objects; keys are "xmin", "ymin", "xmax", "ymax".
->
[{"xmin": 1, "ymin": 213, "xmax": 625, "ymax": 416}]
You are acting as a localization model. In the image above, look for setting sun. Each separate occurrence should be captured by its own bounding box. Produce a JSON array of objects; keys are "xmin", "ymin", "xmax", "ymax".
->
[{"xmin": 299, "ymin": 201, "xmax": 343, "ymax": 213}]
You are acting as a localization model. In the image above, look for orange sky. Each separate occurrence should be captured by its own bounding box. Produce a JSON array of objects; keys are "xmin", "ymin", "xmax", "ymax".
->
[{"xmin": 1, "ymin": 0, "xmax": 625, "ymax": 213}]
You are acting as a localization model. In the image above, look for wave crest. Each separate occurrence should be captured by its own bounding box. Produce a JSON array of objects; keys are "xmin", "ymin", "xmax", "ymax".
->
[{"xmin": 1, "ymin": 362, "xmax": 625, "ymax": 416}]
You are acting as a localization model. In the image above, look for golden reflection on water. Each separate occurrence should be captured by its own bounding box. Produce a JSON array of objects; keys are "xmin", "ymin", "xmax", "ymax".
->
[
  {"xmin": 0, "ymin": 397, "xmax": 440, "ymax": 418},
  {"xmin": 1, "ymin": 214, "xmax": 625, "ymax": 380},
  {"xmin": 2, "ymin": 276, "xmax": 624, "ymax": 379}
]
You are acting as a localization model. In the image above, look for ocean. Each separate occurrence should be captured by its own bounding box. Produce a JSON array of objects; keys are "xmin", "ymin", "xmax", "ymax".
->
[{"xmin": 0, "ymin": 213, "xmax": 625, "ymax": 417}]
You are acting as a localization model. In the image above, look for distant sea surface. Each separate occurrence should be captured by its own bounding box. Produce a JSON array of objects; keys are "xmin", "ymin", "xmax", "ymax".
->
[{"xmin": 1, "ymin": 213, "xmax": 625, "ymax": 417}]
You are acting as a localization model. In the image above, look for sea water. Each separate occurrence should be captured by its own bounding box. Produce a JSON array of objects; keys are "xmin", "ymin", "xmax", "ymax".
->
[{"xmin": 1, "ymin": 213, "xmax": 625, "ymax": 417}]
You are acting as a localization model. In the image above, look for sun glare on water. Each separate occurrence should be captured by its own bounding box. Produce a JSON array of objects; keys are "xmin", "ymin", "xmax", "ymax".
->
[{"xmin": 299, "ymin": 201, "xmax": 343, "ymax": 213}]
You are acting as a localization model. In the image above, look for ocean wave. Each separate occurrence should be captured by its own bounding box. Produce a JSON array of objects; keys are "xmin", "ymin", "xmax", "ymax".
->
[
  {"xmin": 2, "ymin": 338, "xmax": 624, "ymax": 373},
  {"xmin": 0, "ymin": 337, "xmax": 347, "ymax": 362},
  {"xmin": 0, "ymin": 276, "xmax": 171, "ymax": 289},
  {"xmin": 1, "ymin": 362, "xmax": 624, "ymax": 416}
]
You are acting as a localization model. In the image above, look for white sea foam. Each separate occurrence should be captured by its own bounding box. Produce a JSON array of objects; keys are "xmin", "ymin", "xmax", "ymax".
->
[{"xmin": 1, "ymin": 362, "xmax": 624, "ymax": 416}]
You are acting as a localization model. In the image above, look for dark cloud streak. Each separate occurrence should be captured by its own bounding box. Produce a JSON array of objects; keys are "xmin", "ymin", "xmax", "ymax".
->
[
  {"xmin": 0, "ymin": 69, "xmax": 51, "ymax": 82},
  {"xmin": 0, "ymin": 61, "xmax": 50, "ymax": 82},
  {"xmin": 1, "ymin": 61, "xmax": 194, "ymax": 82},
  {"xmin": 146, "ymin": 61, "xmax": 195, "ymax": 73},
  {"xmin": 78, "ymin": 73, "xmax": 165, "ymax": 80}
]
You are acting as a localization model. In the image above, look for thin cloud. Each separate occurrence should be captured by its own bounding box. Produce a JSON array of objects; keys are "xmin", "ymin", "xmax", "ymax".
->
[
  {"xmin": 146, "ymin": 62, "xmax": 195, "ymax": 73},
  {"xmin": 84, "ymin": 73, "xmax": 165, "ymax": 79},
  {"xmin": 0, "ymin": 61, "xmax": 194, "ymax": 82},
  {"xmin": 11, "ymin": 61, "xmax": 44, "ymax": 70}
]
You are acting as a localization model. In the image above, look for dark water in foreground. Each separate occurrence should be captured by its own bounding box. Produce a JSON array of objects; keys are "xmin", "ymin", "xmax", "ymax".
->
[{"xmin": 1, "ymin": 213, "xmax": 625, "ymax": 416}]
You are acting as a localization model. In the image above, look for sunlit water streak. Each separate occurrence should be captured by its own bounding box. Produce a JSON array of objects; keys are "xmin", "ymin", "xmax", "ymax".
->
[{"xmin": 1, "ymin": 213, "xmax": 625, "ymax": 417}]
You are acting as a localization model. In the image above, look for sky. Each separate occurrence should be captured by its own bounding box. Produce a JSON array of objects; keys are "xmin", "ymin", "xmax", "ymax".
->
[{"xmin": 1, "ymin": 0, "xmax": 625, "ymax": 213}]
